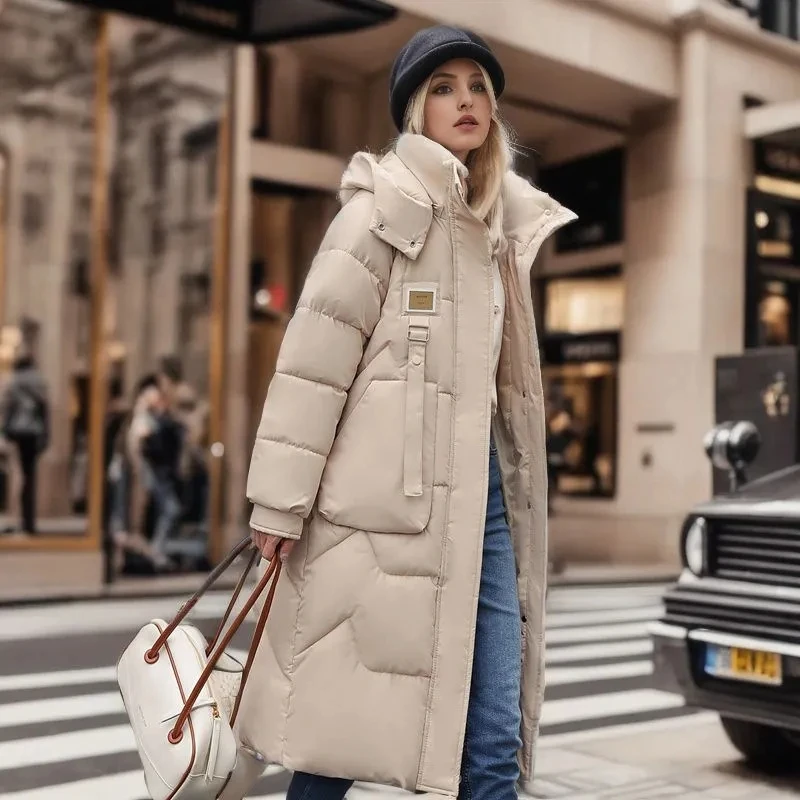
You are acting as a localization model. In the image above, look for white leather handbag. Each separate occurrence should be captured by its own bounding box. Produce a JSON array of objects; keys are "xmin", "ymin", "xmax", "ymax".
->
[{"xmin": 117, "ymin": 537, "xmax": 283, "ymax": 800}]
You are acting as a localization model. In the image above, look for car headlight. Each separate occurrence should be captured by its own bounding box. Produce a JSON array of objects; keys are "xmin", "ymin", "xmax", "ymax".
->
[{"xmin": 684, "ymin": 517, "xmax": 707, "ymax": 576}]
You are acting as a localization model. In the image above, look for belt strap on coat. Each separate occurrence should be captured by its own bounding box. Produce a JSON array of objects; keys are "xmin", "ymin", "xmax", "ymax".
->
[{"xmin": 404, "ymin": 317, "xmax": 430, "ymax": 497}]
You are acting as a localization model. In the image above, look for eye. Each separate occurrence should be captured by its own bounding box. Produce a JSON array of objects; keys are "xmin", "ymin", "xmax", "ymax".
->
[
  {"xmin": 472, "ymin": 82, "xmax": 487, "ymax": 93},
  {"xmin": 432, "ymin": 83, "xmax": 451, "ymax": 95}
]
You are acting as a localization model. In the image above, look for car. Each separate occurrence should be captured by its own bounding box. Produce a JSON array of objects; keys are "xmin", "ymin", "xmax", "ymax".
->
[{"xmin": 650, "ymin": 420, "xmax": 800, "ymax": 772}]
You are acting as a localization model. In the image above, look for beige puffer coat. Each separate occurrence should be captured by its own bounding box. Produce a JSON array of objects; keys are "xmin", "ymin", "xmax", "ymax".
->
[{"xmin": 239, "ymin": 133, "xmax": 576, "ymax": 797}]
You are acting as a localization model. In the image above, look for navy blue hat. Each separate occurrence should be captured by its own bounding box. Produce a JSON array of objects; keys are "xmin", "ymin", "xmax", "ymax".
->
[{"xmin": 389, "ymin": 25, "xmax": 505, "ymax": 131}]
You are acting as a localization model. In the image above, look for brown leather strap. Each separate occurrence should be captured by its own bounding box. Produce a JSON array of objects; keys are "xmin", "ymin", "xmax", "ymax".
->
[
  {"xmin": 229, "ymin": 546, "xmax": 282, "ymax": 726},
  {"xmin": 169, "ymin": 542, "xmax": 285, "ymax": 740},
  {"xmin": 147, "ymin": 536, "xmax": 253, "ymax": 661},
  {"xmin": 205, "ymin": 547, "xmax": 259, "ymax": 657}
]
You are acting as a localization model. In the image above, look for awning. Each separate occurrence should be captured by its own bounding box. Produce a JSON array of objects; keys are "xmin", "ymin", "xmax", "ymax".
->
[
  {"xmin": 63, "ymin": 0, "xmax": 397, "ymax": 43},
  {"xmin": 745, "ymin": 99, "xmax": 800, "ymax": 146}
]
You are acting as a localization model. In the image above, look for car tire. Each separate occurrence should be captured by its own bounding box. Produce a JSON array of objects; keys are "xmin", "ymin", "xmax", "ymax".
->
[{"xmin": 720, "ymin": 716, "xmax": 800, "ymax": 772}]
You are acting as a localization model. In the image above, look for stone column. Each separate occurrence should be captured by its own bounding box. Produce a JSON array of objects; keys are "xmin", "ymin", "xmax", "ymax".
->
[
  {"xmin": 616, "ymin": 27, "xmax": 744, "ymax": 563},
  {"xmin": 222, "ymin": 45, "xmax": 255, "ymax": 552}
]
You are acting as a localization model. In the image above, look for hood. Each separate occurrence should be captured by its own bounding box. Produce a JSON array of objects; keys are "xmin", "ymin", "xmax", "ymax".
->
[
  {"xmin": 693, "ymin": 463, "xmax": 800, "ymax": 520},
  {"xmin": 339, "ymin": 135, "xmax": 576, "ymax": 262},
  {"xmin": 338, "ymin": 149, "xmax": 434, "ymax": 260}
]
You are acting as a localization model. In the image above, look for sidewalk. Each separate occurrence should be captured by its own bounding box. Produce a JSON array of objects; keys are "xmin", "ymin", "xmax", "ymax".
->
[
  {"xmin": 531, "ymin": 715, "xmax": 799, "ymax": 798},
  {"xmin": 548, "ymin": 562, "xmax": 678, "ymax": 587},
  {"xmin": 0, "ymin": 559, "xmax": 677, "ymax": 607},
  {"xmin": 0, "ymin": 568, "xmax": 245, "ymax": 607}
]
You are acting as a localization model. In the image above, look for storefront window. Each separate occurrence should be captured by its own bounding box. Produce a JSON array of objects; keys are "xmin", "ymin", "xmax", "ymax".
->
[
  {"xmin": 745, "ymin": 188, "xmax": 800, "ymax": 348},
  {"xmin": 101, "ymin": 22, "xmax": 230, "ymax": 576},
  {"xmin": 543, "ymin": 363, "xmax": 618, "ymax": 498},
  {"xmin": 539, "ymin": 270, "xmax": 622, "ymax": 499},
  {"xmin": 0, "ymin": 4, "xmax": 99, "ymax": 543}
]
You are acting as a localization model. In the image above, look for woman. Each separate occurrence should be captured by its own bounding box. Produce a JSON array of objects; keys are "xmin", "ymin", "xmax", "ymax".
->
[{"xmin": 240, "ymin": 25, "xmax": 576, "ymax": 800}]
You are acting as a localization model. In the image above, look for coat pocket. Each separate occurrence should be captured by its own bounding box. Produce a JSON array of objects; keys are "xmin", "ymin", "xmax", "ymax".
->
[{"xmin": 317, "ymin": 379, "xmax": 438, "ymax": 534}]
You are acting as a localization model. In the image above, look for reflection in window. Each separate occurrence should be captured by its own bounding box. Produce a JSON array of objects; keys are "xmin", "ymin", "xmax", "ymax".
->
[
  {"xmin": 544, "ymin": 275, "xmax": 625, "ymax": 335},
  {"xmin": 544, "ymin": 363, "xmax": 617, "ymax": 499},
  {"xmin": 758, "ymin": 280, "xmax": 794, "ymax": 346}
]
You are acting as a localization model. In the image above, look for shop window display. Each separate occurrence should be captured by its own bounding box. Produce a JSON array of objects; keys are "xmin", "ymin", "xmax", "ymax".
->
[{"xmin": 539, "ymin": 271, "xmax": 622, "ymax": 499}]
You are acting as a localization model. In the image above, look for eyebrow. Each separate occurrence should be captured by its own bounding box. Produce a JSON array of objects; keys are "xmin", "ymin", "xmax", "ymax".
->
[{"xmin": 432, "ymin": 71, "xmax": 484, "ymax": 79}]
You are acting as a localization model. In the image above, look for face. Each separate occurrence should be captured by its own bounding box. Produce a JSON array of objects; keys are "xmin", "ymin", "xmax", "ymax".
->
[{"xmin": 423, "ymin": 58, "xmax": 493, "ymax": 163}]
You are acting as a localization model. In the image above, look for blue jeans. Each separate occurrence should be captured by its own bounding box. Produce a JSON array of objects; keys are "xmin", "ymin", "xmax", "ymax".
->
[{"xmin": 287, "ymin": 442, "xmax": 522, "ymax": 800}]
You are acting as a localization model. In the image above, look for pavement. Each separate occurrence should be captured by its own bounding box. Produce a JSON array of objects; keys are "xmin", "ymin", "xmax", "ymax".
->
[
  {"xmin": 0, "ymin": 559, "xmax": 679, "ymax": 607},
  {"xmin": 5, "ymin": 581, "xmax": 796, "ymax": 798}
]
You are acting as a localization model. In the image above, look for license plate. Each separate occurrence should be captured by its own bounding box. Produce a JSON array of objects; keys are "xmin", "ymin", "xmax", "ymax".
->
[{"xmin": 704, "ymin": 644, "xmax": 783, "ymax": 685}]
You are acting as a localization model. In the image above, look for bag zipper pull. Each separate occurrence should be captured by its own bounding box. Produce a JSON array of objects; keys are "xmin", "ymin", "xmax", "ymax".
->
[{"xmin": 205, "ymin": 703, "xmax": 221, "ymax": 782}]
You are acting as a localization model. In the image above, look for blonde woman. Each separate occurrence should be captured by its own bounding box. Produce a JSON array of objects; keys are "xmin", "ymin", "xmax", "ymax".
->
[{"xmin": 240, "ymin": 25, "xmax": 576, "ymax": 800}]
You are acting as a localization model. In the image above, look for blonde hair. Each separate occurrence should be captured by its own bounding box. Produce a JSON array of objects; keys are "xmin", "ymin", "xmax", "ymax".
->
[{"xmin": 402, "ymin": 63, "xmax": 514, "ymax": 256}]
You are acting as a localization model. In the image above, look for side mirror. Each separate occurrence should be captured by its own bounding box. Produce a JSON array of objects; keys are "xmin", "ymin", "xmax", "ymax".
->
[{"xmin": 703, "ymin": 420, "xmax": 761, "ymax": 492}]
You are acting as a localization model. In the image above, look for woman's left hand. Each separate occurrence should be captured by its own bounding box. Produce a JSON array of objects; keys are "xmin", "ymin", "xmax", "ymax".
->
[{"xmin": 250, "ymin": 529, "xmax": 296, "ymax": 563}]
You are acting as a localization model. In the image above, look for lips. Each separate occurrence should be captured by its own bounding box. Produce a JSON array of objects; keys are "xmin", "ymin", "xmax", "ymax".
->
[{"xmin": 455, "ymin": 115, "xmax": 478, "ymax": 128}]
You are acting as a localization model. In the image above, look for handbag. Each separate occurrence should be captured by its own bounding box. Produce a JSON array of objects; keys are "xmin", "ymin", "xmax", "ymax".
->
[{"xmin": 117, "ymin": 536, "xmax": 283, "ymax": 800}]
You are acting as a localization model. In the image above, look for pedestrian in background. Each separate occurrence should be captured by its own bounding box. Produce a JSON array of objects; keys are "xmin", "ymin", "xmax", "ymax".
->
[
  {"xmin": 0, "ymin": 352, "xmax": 49, "ymax": 535},
  {"xmin": 241, "ymin": 25, "xmax": 575, "ymax": 800}
]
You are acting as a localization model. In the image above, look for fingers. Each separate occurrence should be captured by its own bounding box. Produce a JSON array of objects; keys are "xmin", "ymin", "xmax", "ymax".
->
[
  {"xmin": 277, "ymin": 537, "xmax": 296, "ymax": 564},
  {"xmin": 249, "ymin": 529, "xmax": 298, "ymax": 563}
]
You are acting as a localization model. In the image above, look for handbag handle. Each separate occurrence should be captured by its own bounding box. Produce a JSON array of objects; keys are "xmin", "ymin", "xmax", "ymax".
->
[
  {"xmin": 146, "ymin": 535, "xmax": 255, "ymax": 662},
  {"xmin": 205, "ymin": 546, "xmax": 260, "ymax": 657},
  {"xmin": 167, "ymin": 543, "xmax": 284, "ymax": 743}
]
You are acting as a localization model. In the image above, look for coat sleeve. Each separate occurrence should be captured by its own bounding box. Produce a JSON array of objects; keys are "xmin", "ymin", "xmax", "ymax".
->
[{"xmin": 247, "ymin": 192, "xmax": 393, "ymax": 539}]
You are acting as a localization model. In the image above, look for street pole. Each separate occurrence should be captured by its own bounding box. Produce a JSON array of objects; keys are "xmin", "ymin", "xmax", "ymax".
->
[
  {"xmin": 87, "ymin": 12, "xmax": 112, "ymax": 583},
  {"xmin": 0, "ymin": 146, "xmax": 7, "ymax": 336},
  {"xmin": 208, "ymin": 52, "xmax": 233, "ymax": 567}
]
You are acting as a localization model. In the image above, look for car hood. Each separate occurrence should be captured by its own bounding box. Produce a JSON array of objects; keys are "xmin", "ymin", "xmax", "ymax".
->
[{"xmin": 693, "ymin": 464, "xmax": 800, "ymax": 519}]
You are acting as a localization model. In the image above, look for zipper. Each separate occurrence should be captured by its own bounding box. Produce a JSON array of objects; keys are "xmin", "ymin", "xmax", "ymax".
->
[{"xmin": 205, "ymin": 703, "xmax": 221, "ymax": 782}]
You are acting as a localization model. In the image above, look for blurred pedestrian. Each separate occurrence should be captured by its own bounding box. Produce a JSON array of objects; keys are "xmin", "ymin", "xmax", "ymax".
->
[
  {"xmin": 239, "ymin": 25, "xmax": 574, "ymax": 800},
  {"xmin": 0, "ymin": 353, "xmax": 49, "ymax": 535},
  {"xmin": 107, "ymin": 375, "xmax": 169, "ymax": 573}
]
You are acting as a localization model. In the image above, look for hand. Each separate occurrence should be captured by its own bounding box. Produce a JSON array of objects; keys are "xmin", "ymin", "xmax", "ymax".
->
[{"xmin": 250, "ymin": 528, "xmax": 297, "ymax": 564}]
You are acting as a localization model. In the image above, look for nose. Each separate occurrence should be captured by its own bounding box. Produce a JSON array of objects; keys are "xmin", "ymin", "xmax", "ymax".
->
[{"xmin": 457, "ymin": 86, "xmax": 473, "ymax": 110}]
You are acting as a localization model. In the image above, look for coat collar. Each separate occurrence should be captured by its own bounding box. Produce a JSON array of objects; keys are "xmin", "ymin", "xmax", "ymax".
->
[
  {"xmin": 339, "ymin": 133, "xmax": 577, "ymax": 264},
  {"xmin": 394, "ymin": 133, "xmax": 466, "ymax": 210}
]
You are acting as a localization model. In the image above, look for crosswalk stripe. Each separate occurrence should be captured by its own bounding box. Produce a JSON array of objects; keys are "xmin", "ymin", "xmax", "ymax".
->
[
  {"xmin": 546, "ymin": 638, "xmax": 652, "ymax": 664},
  {"xmin": 0, "ymin": 683, "xmax": 678, "ymax": 774},
  {"xmin": 0, "ymin": 725, "xmax": 134, "ymax": 771},
  {"xmin": 0, "ymin": 692, "xmax": 123, "ymax": 729},
  {"xmin": 540, "ymin": 688, "xmax": 684, "ymax": 727},
  {"xmin": 546, "ymin": 660, "xmax": 652, "ymax": 687},
  {"xmin": 0, "ymin": 583, "xmax": 679, "ymax": 798},
  {"xmin": 546, "ymin": 605, "xmax": 661, "ymax": 629},
  {"xmin": 0, "ymin": 667, "xmax": 117, "ymax": 694},
  {"xmin": 539, "ymin": 710, "xmax": 717, "ymax": 748},
  {"xmin": 0, "ymin": 765, "xmax": 289, "ymax": 800},
  {"xmin": 546, "ymin": 621, "xmax": 648, "ymax": 645},
  {"xmin": 0, "ymin": 770, "xmax": 146, "ymax": 800}
]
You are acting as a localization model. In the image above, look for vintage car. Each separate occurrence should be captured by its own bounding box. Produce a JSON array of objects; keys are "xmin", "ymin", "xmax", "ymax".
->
[{"xmin": 650, "ymin": 420, "xmax": 800, "ymax": 770}]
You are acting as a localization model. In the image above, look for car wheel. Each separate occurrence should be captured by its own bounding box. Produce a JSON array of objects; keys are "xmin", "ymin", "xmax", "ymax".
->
[{"xmin": 720, "ymin": 716, "xmax": 800, "ymax": 772}]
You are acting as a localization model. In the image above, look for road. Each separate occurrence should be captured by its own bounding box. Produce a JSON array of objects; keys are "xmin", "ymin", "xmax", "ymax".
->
[{"xmin": 0, "ymin": 581, "xmax": 792, "ymax": 799}]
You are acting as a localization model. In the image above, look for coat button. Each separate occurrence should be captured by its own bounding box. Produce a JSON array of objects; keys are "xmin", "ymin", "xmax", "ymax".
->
[
  {"xmin": 410, "ymin": 241, "xmax": 417, "ymax": 248},
  {"xmin": 544, "ymin": 209, "xmax": 552, "ymax": 216},
  {"xmin": 412, "ymin": 355, "xmax": 422, "ymax": 366},
  {"xmin": 378, "ymin": 222, "xmax": 385, "ymax": 231}
]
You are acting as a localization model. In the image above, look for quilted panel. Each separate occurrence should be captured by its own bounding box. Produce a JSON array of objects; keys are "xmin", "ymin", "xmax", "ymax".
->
[
  {"xmin": 276, "ymin": 307, "xmax": 365, "ymax": 391},
  {"xmin": 284, "ymin": 624, "xmax": 430, "ymax": 792},
  {"xmin": 257, "ymin": 372, "xmax": 346, "ymax": 457}
]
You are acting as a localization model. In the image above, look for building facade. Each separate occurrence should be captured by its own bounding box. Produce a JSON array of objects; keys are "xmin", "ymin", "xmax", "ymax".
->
[{"xmin": 2, "ymin": 0, "xmax": 800, "ymax": 596}]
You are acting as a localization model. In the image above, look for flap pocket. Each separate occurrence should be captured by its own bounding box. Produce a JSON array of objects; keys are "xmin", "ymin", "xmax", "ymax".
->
[{"xmin": 318, "ymin": 379, "xmax": 437, "ymax": 534}]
